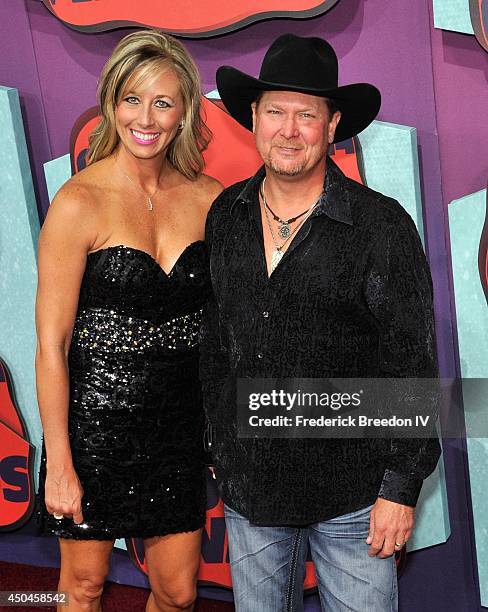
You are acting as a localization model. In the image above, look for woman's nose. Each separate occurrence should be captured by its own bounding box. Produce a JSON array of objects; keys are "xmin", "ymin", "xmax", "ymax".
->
[{"xmin": 136, "ymin": 104, "xmax": 155, "ymax": 128}]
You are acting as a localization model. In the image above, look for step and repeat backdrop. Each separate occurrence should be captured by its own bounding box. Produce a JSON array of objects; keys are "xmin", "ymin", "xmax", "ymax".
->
[{"xmin": 0, "ymin": 0, "xmax": 486, "ymax": 609}]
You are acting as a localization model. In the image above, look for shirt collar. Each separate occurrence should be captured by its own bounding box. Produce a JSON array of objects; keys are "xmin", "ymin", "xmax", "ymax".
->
[
  {"xmin": 230, "ymin": 165, "xmax": 265, "ymax": 212},
  {"xmin": 230, "ymin": 156, "xmax": 353, "ymax": 226}
]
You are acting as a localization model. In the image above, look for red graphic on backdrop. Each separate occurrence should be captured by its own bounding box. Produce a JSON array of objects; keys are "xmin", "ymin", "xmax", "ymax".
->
[
  {"xmin": 70, "ymin": 107, "xmax": 100, "ymax": 176},
  {"xmin": 0, "ymin": 358, "xmax": 35, "ymax": 531},
  {"xmin": 470, "ymin": 0, "xmax": 488, "ymax": 52},
  {"xmin": 125, "ymin": 472, "xmax": 323, "ymax": 589},
  {"xmin": 42, "ymin": 0, "xmax": 340, "ymax": 36},
  {"xmin": 70, "ymin": 96, "xmax": 366, "ymax": 188},
  {"xmin": 124, "ymin": 472, "xmax": 406, "ymax": 585}
]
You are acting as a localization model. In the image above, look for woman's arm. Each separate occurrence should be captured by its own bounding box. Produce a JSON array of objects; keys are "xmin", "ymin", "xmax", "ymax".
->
[{"xmin": 36, "ymin": 182, "xmax": 98, "ymax": 523}]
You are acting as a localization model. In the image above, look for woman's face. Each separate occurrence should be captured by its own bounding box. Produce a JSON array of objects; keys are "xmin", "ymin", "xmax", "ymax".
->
[{"xmin": 115, "ymin": 67, "xmax": 185, "ymax": 160}]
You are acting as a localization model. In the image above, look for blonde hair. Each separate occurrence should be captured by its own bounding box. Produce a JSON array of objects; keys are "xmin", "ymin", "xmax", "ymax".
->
[{"xmin": 87, "ymin": 30, "xmax": 210, "ymax": 180}]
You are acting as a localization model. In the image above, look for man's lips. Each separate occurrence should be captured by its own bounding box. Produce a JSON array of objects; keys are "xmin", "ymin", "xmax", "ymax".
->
[
  {"xmin": 274, "ymin": 145, "xmax": 303, "ymax": 155},
  {"xmin": 129, "ymin": 129, "xmax": 161, "ymax": 145}
]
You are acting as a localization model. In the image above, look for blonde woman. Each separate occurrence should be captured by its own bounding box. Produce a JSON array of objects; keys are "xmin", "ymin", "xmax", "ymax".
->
[{"xmin": 36, "ymin": 31, "xmax": 222, "ymax": 611}]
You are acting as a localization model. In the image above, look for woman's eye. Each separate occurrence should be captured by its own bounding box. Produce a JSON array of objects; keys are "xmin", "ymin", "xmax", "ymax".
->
[
  {"xmin": 124, "ymin": 96, "xmax": 139, "ymax": 104},
  {"xmin": 155, "ymin": 100, "xmax": 170, "ymax": 109}
]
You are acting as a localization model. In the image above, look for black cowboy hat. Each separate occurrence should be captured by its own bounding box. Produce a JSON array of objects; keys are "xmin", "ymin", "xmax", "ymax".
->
[{"xmin": 216, "ymin": 33, "xmax": 381, "ymax": 143}]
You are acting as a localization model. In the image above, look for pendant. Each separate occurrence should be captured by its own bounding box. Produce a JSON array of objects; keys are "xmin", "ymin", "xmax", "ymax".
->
[
  {"xmin": 278, "ymin": 223, "xmax": 291, "ymax": 239},
  {"xmin": 271, "ymin": 249, "xmax": 284, "ymax": 272},
  {"xmin": 147, "ymin": 197, "xmax": 153, "ymax": 211}
]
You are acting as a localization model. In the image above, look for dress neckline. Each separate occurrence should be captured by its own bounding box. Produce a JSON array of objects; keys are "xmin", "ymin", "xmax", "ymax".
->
[{"xmin": 87, "ymin": 241, "xmax": 205, "ymax": 278}]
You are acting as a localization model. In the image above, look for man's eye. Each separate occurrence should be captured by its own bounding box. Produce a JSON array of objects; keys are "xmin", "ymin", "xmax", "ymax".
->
[
  {"xmin": 301, "ymin": 113, "xmax": 314, "ymax": 119},
  {"xmin": 267, "ymin": 109, "xmax": 281, "ymax": 115}
]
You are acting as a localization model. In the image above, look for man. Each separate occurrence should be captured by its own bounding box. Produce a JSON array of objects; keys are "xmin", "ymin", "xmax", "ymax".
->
[{"xmin": 200, "ymin": 34, "xmax": 440, "ymax": 611}]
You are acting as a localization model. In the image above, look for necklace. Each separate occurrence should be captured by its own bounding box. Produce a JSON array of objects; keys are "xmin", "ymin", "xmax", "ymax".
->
[
  {"xmin": 262, "ymin": 204, "xmax": 287, "ymax": 272},
  {"xmin": 260, "ymin": 180, "xmax": 318, "ymax": 273},
  {"xmin": 261, "ymin": 177, "xmax": 312, "ymax": 239},
  {"xmin": 118, "ymin": 162, "xmax": 161, "ymax": 211}
]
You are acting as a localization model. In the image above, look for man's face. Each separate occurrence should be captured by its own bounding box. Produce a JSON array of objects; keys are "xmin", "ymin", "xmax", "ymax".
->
[{"xmin": 251, "ymin": 91, "xmax": 341, "ymax": 178}]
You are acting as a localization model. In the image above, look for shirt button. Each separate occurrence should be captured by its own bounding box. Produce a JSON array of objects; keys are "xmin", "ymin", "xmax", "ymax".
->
[
  {"xmin": 263, "ymin": 311, "xmax": 269, "ymax": 318},
  {"xmin": 257, "ymin": 353, "xmax": 263, "ymax": 359}
]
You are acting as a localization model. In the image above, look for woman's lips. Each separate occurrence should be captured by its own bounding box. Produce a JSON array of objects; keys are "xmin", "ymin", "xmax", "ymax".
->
[{"xmin": 129, "ymin": 129, "xmax": 160, "ymax": 145}]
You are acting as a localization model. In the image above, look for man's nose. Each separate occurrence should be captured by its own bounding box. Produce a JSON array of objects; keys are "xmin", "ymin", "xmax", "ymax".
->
[{"xmin": 280, "ymin": 115, "xmax": 299, "ymax": 139}]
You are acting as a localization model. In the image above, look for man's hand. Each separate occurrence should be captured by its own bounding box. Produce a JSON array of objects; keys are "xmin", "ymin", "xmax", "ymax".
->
[{"xmin": 366, "ymin": 498, "xmax": 414, "ymax": 558}]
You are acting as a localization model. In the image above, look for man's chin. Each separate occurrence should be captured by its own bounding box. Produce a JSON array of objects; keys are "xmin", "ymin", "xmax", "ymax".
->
[{"xmin": 266, "ymin": 160, "xmax": 306, "ymax": 177}]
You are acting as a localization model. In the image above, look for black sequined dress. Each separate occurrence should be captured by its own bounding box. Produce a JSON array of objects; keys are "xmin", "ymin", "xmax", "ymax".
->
[{"xmin": 38, "ymin": 243, "xmax": 210, "ymax": 540}]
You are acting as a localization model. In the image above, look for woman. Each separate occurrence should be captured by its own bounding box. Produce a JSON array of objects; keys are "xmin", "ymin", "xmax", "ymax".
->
[{"xmin": 36, "ymin": 30, "xmax": 222, "ymax": 611}]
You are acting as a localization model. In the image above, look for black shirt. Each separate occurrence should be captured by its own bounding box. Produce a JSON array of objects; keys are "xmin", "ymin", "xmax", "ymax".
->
[{"xmin": 200, "ymin": 158, "xmax": 441, "ymax": 526}]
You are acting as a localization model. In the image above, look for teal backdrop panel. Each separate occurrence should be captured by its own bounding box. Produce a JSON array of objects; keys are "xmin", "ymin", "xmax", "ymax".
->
[
  {"xmin": 0, "ymin": 85, "xmax": 41, "ymax": 476},
  {"xmin": 44, "ymin": 154, "xmax": 71, "ymax": 203},
  {"xmin": 358, "ymin": 120, "xmax": 424, "ymax": 245},
  {"xmin": 449, "ymin": 190, "xmax": 488, "ymax": 378},
  {"xmin": 433, "ymin": 0, "xmax": 474, "ymax": 33},
  {"xmin": 449, "ymin": 189, "xmax": 488, "ymax": 606},
  {"xmin": 407, "ymin": 436, "xmax": 450, "ymax": 551},
  {"xmin": 43, "ymin": 112, "xmax": 450, "ymax": 552},
  {"xmin": 358, "ymin": 119, "xmax": 450, "ymax": 551}
]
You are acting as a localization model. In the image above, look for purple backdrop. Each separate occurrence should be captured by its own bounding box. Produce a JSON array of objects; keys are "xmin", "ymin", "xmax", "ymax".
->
[{"xmin": 1, "ymin": 0, "xmax": 487, "ymax": 609}]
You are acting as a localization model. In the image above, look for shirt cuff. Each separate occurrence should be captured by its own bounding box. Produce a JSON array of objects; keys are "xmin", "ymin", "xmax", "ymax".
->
[{"xmin": 378, "ymin": 468, "xmax": 423, "ymax": 507}]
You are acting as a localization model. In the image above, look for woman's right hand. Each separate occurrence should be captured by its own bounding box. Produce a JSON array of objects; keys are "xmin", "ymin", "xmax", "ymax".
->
[{"xmin": 44, "ymin": 465, "xmax": 84, "ymax": 524}]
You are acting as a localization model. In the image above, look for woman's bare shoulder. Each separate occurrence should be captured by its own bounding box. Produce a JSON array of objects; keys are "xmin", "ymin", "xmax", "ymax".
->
[
  {"xmin": 41, "ymin": 160, "xmax": 115, "ymax": 253},
  {"xmin": 195, "ymin": 173, "xmax": 224, "ymax": 194},
  {"xmin": 192, "ymin": 173, "xmax": 224, "ymax": 213},
  {"xmin": 49, "ymin": 159, "xmax": 113, "ymax": 215}
]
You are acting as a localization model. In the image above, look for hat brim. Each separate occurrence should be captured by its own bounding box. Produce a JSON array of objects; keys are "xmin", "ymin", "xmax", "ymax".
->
[{"xmin": 216, "ymin": 66, "xmax": 381, "ymax": 143}]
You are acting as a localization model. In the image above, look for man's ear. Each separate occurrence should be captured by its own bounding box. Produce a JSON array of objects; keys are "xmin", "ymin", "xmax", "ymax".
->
[
  {"xmin": 328, "ymin": 110, "xmax": 341, "ymax": 143},
  {"xmin": 251, "ymin": 101, "xmax": 257, "ymax": 133}
]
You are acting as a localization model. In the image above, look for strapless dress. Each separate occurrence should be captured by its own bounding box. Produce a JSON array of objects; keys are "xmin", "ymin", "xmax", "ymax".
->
[{"xmin": 38, "ymin": 242, "xmax": 210, "ymax": 539}]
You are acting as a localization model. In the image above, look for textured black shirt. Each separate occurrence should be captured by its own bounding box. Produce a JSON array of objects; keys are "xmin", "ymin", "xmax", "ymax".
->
[{"xmin": 200, "ymin": 158, "xmax": 441, "ymax": 526}]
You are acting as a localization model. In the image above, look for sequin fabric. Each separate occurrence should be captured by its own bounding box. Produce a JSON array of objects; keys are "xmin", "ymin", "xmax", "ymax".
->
[{"xmin": 38, "ymin": 243, "xmax": 211, "ymax": 539}]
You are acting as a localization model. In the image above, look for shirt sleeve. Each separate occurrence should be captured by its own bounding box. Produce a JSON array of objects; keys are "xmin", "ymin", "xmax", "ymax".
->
[
  {"xmin": 199, "ymin": 201, "xmax": 230, "ymax": 438},
  {"xmin": 363, "ymin": 211, "xmax": 441, "ymax": 506}
]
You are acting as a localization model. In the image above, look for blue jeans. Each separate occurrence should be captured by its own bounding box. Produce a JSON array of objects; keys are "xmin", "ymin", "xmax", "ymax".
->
[{"xmin": 224, "ymin": 503, "xmax": 398, "ymax": 612}]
